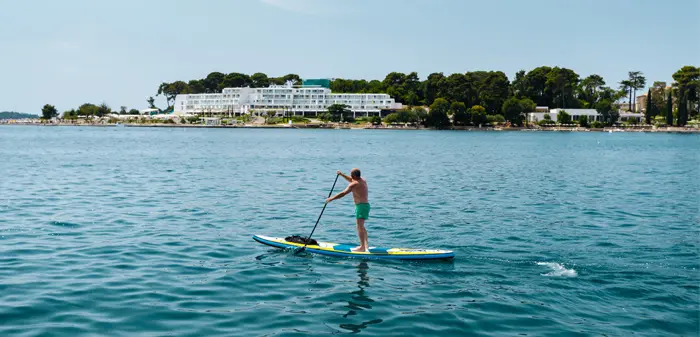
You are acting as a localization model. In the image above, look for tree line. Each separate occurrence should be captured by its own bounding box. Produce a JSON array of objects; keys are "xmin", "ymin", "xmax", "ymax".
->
[
  {"xmin": 58, "ymin": 103, "xmax": 139, "ymax": 119},
  {"xmin": 154, "ymin": 73, "xmax": 303, "ymax": 111},
  {"xmin": 154, "ymin": 66, "xmax": 698, "ymax": 126},
  {"xmin": 0, "ymin": 111, "xmax": 39, "ymax": 119}
]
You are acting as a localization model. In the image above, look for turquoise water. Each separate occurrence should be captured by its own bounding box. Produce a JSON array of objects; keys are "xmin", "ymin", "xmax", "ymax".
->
[{"xmin": 1, "ymin": 126, "xmax": 698, "ymax": 336}]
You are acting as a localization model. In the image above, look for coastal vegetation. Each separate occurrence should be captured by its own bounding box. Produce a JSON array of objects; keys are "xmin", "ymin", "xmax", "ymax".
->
[
  {"xmin": 26, "ymin": 66, "xmax": 698, "ymax": 129},
  {"xmin": 151, "ymin": 66, "xmax": 698, "ymax": 128},
  {"xmin": 41, "ymin": 104, "xmax": 58, "ymax": 120},
  {"xmin": 0, "ymin": 111, "xmax": 38, "ymax": 119},
  {"xmin": 60, "ymin": 103, "xmax": 140, "ymax": 119}
]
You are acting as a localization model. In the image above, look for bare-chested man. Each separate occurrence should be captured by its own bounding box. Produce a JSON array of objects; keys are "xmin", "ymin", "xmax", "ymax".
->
[{"xmin": 325, "ymin": 168, "xmax": 370, "ymax": 252}]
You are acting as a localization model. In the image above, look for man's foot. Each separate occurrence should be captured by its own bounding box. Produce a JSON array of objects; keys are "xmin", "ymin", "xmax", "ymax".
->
[{"xmin": 351, "ymin": 246, "xmax": 367, "ymax": 252}]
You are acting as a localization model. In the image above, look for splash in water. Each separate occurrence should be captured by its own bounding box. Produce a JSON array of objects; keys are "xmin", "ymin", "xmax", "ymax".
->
[{"xmin": 537, "ymin": 262, "xmax": 578, "ymax": 277}]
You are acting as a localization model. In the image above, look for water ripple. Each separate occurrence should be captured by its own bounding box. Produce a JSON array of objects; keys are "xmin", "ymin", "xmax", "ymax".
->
[{"xmin": 0, "ymin": 126, "xmax": 698, "ymax": 336}]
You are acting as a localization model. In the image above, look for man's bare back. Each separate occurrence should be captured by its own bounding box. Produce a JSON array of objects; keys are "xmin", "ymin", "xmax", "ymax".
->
[{"xmin": 349, "ymin": 178, "xmax": 368, "ymax": 204}]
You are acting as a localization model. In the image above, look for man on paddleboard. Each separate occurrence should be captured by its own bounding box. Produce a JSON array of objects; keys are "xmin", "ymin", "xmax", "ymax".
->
[{"xmin": 326, "ymin": 168, "xmax": 370, "ymax": 252}]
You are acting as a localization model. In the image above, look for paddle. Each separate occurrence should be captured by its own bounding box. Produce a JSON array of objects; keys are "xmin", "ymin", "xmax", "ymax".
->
[{"xmin": 295, "ymin": 173, "xmax": 340, "ymax": 254}]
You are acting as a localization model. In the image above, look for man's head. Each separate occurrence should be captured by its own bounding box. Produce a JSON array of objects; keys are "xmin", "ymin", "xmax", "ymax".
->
[{"xmin": 350, "ymin": 168, "xmax": 361, "ymax": 180}]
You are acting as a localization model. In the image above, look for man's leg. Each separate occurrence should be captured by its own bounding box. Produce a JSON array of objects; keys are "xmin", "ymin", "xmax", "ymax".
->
[
  {"xmin": 361, "ymin": 219, "xmax": 369, "ymax": 249},
  {"xmin": 353, "ymin": 218, "xmax": 367, "ymax": 252}
]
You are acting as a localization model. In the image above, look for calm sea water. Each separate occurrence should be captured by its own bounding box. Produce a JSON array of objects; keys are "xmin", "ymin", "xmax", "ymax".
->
[{"xmin": 1, "ymin": 126, "xmax": 698, "ymax": 336}]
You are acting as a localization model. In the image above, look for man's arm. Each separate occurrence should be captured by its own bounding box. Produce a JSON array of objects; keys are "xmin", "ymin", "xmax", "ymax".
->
[
  {"xmin": 326, "ymin": 182, "xmax": 354, "ymax": 203},
  {"xmin": 337, "ymin": 170, "xmax": 352, "ymax": 183}
]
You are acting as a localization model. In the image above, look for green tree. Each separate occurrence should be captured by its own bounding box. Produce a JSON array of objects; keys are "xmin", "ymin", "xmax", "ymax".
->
[
  {"xmin": 219, "ymin": 73, "xmax": 251, "ymax": 90},
  {"xmin": 412, "ymin": 107, "xmax": 428, "ymax": 125},
  {"xmin": 523, "ymin": 66, "xmax": 553, "ymax": 107},
  {"xmin": 501, "ymin": 97, "xmax": 535, "ymax": 125},
  {"xmin": 672, "ymin": 66, "xmax": 700, "ymax": 117},
  {"xmin": 423, "ymin": 72, "xmax": 444, "ymax": 105},
  {"xmin": 546, "ymin": 67, "xmax": 580, "ymax": 108},
  {"xmin": 41, "ymin": 104, "xmax": 58, "ymax": 119},
  {"xmin": 578, "ymin": 114, "xmax": 589, "ymax": 127},
  {"xmin": 427, "ymin": 98, "xmax": 450, "ymax": 128},
  {"xmin": 250, "ymin": 72, "xmax": 270, "ymax": 88},
  {"xmin": 203, "ymin": 72, "xmax": 225, "ymax": 93},
  {"xmin": 442, "ymin": 73, "xmax": 472, "ymax": 104},
  {"xmin": 158, "ymin": 81, "xmax": 190, "ymax": 108},
  {"xmin": 367, "ymin": 80, "xmax": 384, "ymax": 93},
  {"xmin": 78, "ymin": 103, "xmax": 99, "ymax": 118},
  {"xmin": 384, "ymin": 113, "xmax": 399, "ymax": 124},
  {"xmin": 470, "ymin": 105, "xmax": 487, "ymax": 125},
  {"xmin": 403, "ymin": 91, "xmax": 420, "ymax": 106},
  {"xmin": 119, "ymin": 106, "xmax": 127, "ymax": 115},
  {"xmin": 666, "ymin": 90, "xmax": 674, "ymax": 126},
  {"xmin": 97, "ymin": 103, "xmax": 111, "ymax": 117},
  {"xmin": 128, "ymin": 109, "xmax": 140, "ymax": 115},
  {"xmin": 557, "ymin": 110, "xmax": 572, "ymax": 124},
  {"xmin": 510, "ymin": 70, "xmax": 527, "ymax": 98},
  {"xmin": 629, "ymin": 71, "xmax": 646, "ymax": 112},
  {"xmin": 478, "ymin": 71, "xmax": 510, "ymax": 113},
  {"xmin": 147, "ymin": 97, "xmax": 158, "ymax": 110},
  {"xmin": 677, "ymin": 92, "xmax": 688, "ymax": 126},
  {"xmin": 327, "ymin": 104, "xmax": 351, "ymax": 122},
  {"xmin": 579, "ymin": 74, "xmax": 606, "ymax": 105},
  {"xmin": 501, "ymin": 97, "xmax": 521, "ymax": 124},
  {"xmin": 650, "ymin": 81, "xmax": 668, "ymax": 113},
  {"xmin": 619, "ymin": 80, "xmax": 633, "ymax": 111},
  {"xmin": 450, "ymin": 101, "xmax": 468, "ymax": 126},
  {"xmin": 265, "ymin": 110, "xmax": 276, "ymax": 123},
  {"xmin": 280, "ymin": 74, "xmax": 302, "ymax": 85},
  {"xmin": 644, "ymin": 88, "xmax": 653, "ymax": 124},
  {"xmin": 599, "ymin": 86, "xmax": 620, "ymax": 101},
  {"xmin": 520, "ymin": 98, "xmax": 536, "ymax": 113},
  {"xmin": 369, "ymin": 115, "xmax": 381, "ymax": 125},
  {"xmin": 62, "ymin": 109, "xmax": 77, "ymax": 119},
  {"xmin": 402, "ymin": 72, "xmax": 422, "ymax": 104},
  {"xmin": 188, "ymin": 80, "xmax": 205, "ymax": 93},
  {"xmin": 385, "ymin": 109, "xmax": 420, "ymax": 124},
  {"xmin": 486, "ymin": 114, "xmax": 505, "ymax": 125}
]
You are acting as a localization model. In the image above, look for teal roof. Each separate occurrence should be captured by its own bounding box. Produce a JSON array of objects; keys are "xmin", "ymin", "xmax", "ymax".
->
[{"xmin": 302, "ymin": 79, "xmax": 330, "ymax": 88}]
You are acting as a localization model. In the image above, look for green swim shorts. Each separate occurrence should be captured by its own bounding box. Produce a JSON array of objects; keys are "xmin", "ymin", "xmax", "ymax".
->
[{"xmin": 355, "ymin": 203, "xmax": 370, "ymax": 220}]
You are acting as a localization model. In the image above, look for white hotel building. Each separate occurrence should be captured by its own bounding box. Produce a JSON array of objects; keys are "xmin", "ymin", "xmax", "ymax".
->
[{"xmin": 174, "ymin": 81, "xmax": 401, "ymax": 117}]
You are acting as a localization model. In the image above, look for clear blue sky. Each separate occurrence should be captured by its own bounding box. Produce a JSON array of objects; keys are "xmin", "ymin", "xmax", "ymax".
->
[{"xmin": 1, "ymin": 0, "xmax": 698, "ymax": 113}]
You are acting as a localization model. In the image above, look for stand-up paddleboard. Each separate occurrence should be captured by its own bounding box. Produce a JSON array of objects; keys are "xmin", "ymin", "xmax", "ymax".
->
[{"xmin": 253, "ymin": 235, "xmax": 455, "ymax": 260}]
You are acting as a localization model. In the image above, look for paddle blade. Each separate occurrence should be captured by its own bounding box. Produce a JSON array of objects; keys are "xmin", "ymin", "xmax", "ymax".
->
[{"xmin": 293, "ymin": 247, "xmax": 306, "ymax": 254}]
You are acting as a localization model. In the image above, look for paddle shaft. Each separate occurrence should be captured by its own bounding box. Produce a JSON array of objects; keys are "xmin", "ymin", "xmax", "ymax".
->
[{"xmin": 296, "ymin": 174, "xmax": 340, "ymax": 253}]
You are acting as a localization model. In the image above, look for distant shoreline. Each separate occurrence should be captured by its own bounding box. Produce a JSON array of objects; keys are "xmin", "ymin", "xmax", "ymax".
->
[{"xmin": 2, "ymin": 122, "xmax": 699, "ymax": 133}]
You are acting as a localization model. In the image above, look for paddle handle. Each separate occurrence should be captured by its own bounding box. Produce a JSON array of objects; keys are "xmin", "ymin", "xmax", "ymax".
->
[{"xmin": 299, "ymin": 173, "xmax": 340, "ymax": 252}]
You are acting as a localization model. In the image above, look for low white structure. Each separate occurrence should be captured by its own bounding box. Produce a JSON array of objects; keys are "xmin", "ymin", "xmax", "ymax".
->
[
  {"xmin": 528, "ymin": 109, "xmax": 602, "ymax": 122},
  {"xmin": 139, "ymin": 108, "xmax": 160, "ymax": 115},
  {"xmin": 202, "ymin": 117, "xmax": 221, "ymax": 126},
  {"xmin": 619, "ymin": 112, "xmax": 644, "ymax": 123},
  {"xmin": 528, "ymin": 108, "xmax": 645, "ymax": 123},
  {"xmin": 174, "ymin": 81, "xmax": 401, "ymax": 118}
]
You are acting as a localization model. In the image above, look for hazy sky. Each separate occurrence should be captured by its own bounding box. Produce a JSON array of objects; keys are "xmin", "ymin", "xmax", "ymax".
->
[{"xmin": 1, "ymin": 0, "xmax": 698, "ymax": 113}]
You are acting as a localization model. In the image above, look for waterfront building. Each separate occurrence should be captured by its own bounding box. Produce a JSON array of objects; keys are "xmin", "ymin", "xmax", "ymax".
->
[
  {"xmin": 636, "ymin": 94, "xmax": 647, "ymax": 112},
  {"xmin": 174, "ymin": 80, "xmax": 402, "ymax": 117},
  {"xmin": 528, "ymin": 109, "xmax": 602, "ymax": 122},
  {"xmin": 527, "ymin": 108, "xmax": 644, "ymax": 123}
]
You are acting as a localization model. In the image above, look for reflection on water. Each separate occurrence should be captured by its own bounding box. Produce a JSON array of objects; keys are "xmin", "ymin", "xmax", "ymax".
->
[{"xmin": 339, "ymin": 262, "xmax": 383, "ymax": 333}]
